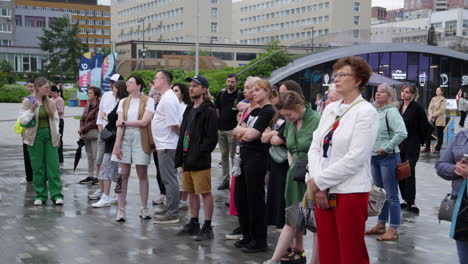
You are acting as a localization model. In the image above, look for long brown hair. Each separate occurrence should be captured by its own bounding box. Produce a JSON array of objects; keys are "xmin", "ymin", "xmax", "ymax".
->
[
  {"xmin": 34, "ymin": 77, "xmax": 55, "ymax": 119},
  {"xmin": 402, "ymin": 84, "xmax": 419, "ymax": 102}
]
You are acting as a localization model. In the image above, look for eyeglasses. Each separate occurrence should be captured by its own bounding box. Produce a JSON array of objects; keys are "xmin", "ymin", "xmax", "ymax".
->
[{"xmin": 331, "ymin": 73, "xmax": 353, "ymax": 80}]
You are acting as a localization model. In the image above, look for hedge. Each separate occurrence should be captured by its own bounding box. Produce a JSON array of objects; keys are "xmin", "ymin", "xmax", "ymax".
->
[{"xmin": 0, "ymin": 84, "xmax": 30, "ymax": 103}]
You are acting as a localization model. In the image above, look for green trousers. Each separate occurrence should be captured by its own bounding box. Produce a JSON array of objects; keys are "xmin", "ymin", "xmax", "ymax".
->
[{"xmin": 28, "ymin": 127, "xmax": 63, "ymax": 202}]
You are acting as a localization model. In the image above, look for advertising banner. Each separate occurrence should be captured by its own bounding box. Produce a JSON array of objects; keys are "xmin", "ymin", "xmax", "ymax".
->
[
  {"xmin": 78, "ymin": 53, "xmax": 92, "ymax": 94},
  {"xmin": 90, "ymin": 53, "xmax": 103, "ymax": 89},
  {"xmin": 101, "ymin": 53, "xmax": 117, "ymax": 92}
]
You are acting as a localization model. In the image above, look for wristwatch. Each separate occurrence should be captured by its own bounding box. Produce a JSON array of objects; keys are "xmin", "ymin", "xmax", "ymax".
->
[{"xmin": 122, "ymin": 121, "xmax": 126, "ymax": 127}]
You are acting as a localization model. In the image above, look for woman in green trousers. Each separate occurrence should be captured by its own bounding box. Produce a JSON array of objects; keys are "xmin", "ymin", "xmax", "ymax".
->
[{"xmin": 19, "ymin": 77, "xmax": 63, "ymax": 206}]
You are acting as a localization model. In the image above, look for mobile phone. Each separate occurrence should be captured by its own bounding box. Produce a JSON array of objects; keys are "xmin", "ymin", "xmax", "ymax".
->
[
  {"xmin": 328, "ymin": 194, "xmax": 337, "ymax": 209},
  {"xmin": 463, "ymin": 154, "xmax": 468, "ymax": 162}
]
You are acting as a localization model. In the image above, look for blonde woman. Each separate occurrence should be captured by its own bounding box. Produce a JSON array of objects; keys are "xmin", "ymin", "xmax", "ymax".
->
[{"xmin": 19, "ymin": 77, "xmax": 63, "ymax": 206}]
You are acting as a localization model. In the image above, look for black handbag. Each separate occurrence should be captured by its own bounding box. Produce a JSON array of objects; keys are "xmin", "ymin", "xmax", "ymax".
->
[
  {"xmin": 438, "ymin": 194, "xmax": 455, "ymax": 222},
  {"xmin": 100, "ymin": 127, "xmax": 116, "ymax": 142},
  {"xmin": 294, "ymin": 159, "xmax": 308, "ymax": 182}
]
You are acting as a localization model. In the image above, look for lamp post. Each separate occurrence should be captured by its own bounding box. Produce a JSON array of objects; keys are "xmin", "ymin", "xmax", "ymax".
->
[
  {"xmin": 195, "ymin": 0, "xmax": 200, "ymax": 75},
  {"xmin": 138, "ymin": 18, "xmax": 146, "ymax": 58},
  {"xmin": 304, "ymin": 26, "xmax": 314, "ymax": 53}
]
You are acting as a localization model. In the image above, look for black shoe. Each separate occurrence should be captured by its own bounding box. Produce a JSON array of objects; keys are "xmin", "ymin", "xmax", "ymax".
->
[
  {"xmin": 226, "ymin": 226, "xmax": 243, "ymax": 240},
  {"xmin": 176, "ymin": 222, "xmax": 200, "ymax": 236},
  {"xmin": 79, "ymin": 177, "xmax": 93, "ymax": 184},
  {"xmin": 242, "ymin": 241, "xmax": 267, "ymax": 253},
  {"xmin": 194, "ymin": 225, "xmax": 214, "ymax": 241},
  {"xmin": 400, "ymin": 202, "xmax": 408, "ymax": 209},
  {"xmin": 217, "ymin": 181, "xmax": 230, "ymax": 190},
  {"xmin": 408, "ymin": 205, "xmax": 420, "ymax": 214},
  {"xmin": 91, "ymin": 177, "xmax": 99, "ymax": 185},
  {"xmin": 234, "ymin": 238, "xmax": 250, "ymax": 248}
]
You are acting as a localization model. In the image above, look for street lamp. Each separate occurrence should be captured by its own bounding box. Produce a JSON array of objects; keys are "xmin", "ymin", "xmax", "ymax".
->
[
  {"xmin": 138, "ymin": 18, "xmax": 146, "ymax": 59},
  {"xmin": 304, "ymin": 26, "xmax": 314, "ymax": 53}
]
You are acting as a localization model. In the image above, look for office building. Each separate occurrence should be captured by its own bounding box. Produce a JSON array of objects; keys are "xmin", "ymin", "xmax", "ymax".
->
[{"xmin": 0, "ymin": 0, "xmax": 14, "ymax": 47}]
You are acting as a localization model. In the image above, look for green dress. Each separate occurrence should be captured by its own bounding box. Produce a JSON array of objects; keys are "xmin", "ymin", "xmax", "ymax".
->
[{"xmin": 280, "ymin": 105, "xmax": 320, "ymax": 207}]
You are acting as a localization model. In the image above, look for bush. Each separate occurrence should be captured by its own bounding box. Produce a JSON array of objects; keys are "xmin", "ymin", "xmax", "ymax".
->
[{"xmin": 0, "ymin": 84, "xmax": 30, "ymax": 103}]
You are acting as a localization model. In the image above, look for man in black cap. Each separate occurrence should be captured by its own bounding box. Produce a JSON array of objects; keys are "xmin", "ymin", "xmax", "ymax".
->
[{"xmin": 175, "ymin": 75, "xmax": 218, "ymax": 241}]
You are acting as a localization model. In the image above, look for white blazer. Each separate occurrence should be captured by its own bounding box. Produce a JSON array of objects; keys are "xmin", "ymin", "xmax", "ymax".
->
[{"xmin": 306, "ymin": 95, "xmax": 378, "ymax": 194}]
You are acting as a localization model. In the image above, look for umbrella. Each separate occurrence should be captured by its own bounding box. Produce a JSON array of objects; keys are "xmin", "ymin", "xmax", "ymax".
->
[
  {"xmin": 368, "ymin": 73, "xmax": 404, "ymax": 86},
  {"xmin": 73, "ymin": 139, "xmax": 86, "ymax": 172}
]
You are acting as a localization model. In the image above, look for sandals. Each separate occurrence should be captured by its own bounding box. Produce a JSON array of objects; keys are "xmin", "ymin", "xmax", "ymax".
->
[
  {"xmin": 365, "ymin": 225, "xmax": 385, "ymax": 235},
  {"xmin": 376, "ymin": 231, "xmax": 399, "ymax": 241},
  {"xmin": 280, "ymin": 248, "xmax": 306, "ymax": 264}
]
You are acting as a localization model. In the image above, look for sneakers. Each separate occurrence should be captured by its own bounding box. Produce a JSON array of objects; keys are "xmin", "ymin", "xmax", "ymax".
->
[
  {"xmin": 226, "ymin": 227, "xmax": 243, "ymax": 240},
  {"xmin": 34, "ymin": 199, "xmax": 44, "ymax": 206},
  {"xmin": 139, "ymin": 208, "xmax": 151, "ymax": 219},
  {"xmin": 176, "ymin": 222, "xmax": 200, "ymax": 236},
  {"xmin": 153, "ymin": 214, "xmax": 180, "ymax": 224},
  {"xmin": 88, "ymin": 190, "xmax": 103, "ymax": 200},
  {"xmin": 20, "ymin": 178, "xmax": 29, "ymax": 185},
  {"xmin": 79, "ymin": 176, "xmax": 94, "ymax": 184},
  {"xmin": 152, "ymin": 195, "xmax": 166, "ymax": 205},
  {"xmin": 195, "ymin": 226, "xmax": 214, "ymax": 241},
  {"xmin": 92, "ymin": 196, "xmax": 111, "ymax": 208},
  {"xmin": 54, "ymin": 199, "xmax": 64, "ymax": 206},
  {"xmin": 217, "ymin": 180, "xmax": 230, "ymax": 190},
  {"xmin": 153, "ymin": 204, "xmax": 167, "ymax": 216},
  {"xmin": 179, "ymin": 200, "xmax": 189, "ymax": 210},
  {"xmin": 234, "ymin": 238, "xmax": 251, "ymax": 248},
  {"xmin": 91, "ymin": 178, "xmax": 99, "ymax": 185},
  {"xmin": 116, "ymin": 208, "xmax": 126, "ymax": 222},
  {"xmin": 242, "ymin": 241, "xmax": 267, "ymax": 253}
]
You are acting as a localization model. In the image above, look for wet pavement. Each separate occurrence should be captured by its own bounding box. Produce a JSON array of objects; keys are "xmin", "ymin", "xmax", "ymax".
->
[{"xmin": 0, "ymin": 103, "xmax": 460, "ymax": 264}]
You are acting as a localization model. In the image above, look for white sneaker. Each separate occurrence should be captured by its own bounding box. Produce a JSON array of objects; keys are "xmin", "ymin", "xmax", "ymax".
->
[
  {"xmin": 34, "ymin": 200, "xmax": 43, "ymax": 206},
  {"xmin": 54, "ymin": 199, "xmax": 64, "ymax": 206},
  {"xmin": 179, "ymin": 201, "xmax": 189, "ymax": 210},
  {"xmin": 116, "ymin": 208, "xmax": 126, "ymax": 221},
  {"xmin": 152, "ymin": 195, "xmax": 166, "ymax": 205},
  {"xmin": 92, "ymin": 197, "xmax": 111, "ymax": 208},
  {"xmin": 88, "ymin": 190, "xmax": 103, "ymax": 200},
  {"xmin": 139, "ymin": 207, "xmax": 151, "ymax": 219},
  {"xmin": 20, "ymin": 179, "xmax": 28, "ymax": 185}
]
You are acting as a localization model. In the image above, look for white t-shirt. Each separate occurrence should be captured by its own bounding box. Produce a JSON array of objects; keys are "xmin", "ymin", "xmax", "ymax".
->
[
  {"xmin": 97, "ymin": 91, "xmax": 118, "ymax": 126},
  {"xmin": 178, "ymin": 102, "xmax": 187, "ymax": 123},
  {"xmin": 152, "ymin": 89, "xmax": 180, "ymax": 149},
  {"xmin": 117, "ymin": 97, "xmax": 155, "ymax": 128}
]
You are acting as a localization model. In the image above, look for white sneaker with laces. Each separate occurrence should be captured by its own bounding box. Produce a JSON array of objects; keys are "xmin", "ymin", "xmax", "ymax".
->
[
  {"xmin": 92, "ymin": 196, "xmax": 111, "ymax": 208},
  {"xmin": 139, "ymin": 207, "xmax": 151, "ymax": 219},
  {"xmin": 88, "ymin": 190, "xmax": 103, "ymax": 200}
]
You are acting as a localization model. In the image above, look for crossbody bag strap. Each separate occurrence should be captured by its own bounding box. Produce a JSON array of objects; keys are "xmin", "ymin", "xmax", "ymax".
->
[
  {"xmin": 384, "ymin": 112, "xmax": 396, "ymax": 155},
  {"xmin": 324, "ymin": 99, "xmax": 365, "ymax": 135}
]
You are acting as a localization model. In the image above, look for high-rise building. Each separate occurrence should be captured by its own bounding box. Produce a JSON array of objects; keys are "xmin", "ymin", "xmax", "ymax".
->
[
  {"xmin": 233, "ymin": 0, "xmax": 371, "ymax": 46},
  {"xmin": 404, "ymin": 0, "xmax": 433, "ymax": 10},
  {"xmin": 0, "ymin": 0, "xmax": 14, "ymax": 47},
  {"xmin": 111, "ymin": 0, "xmax": 232, "ymax": 53}
]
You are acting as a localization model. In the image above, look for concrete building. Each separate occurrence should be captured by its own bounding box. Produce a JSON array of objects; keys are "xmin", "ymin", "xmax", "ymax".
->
[
  {"xmin": 111, "ymin": 0, "xmax": 232, "ymax": 56},
  {"xmin": 0, "ymin": 0, "xmax": 14, "ymax": 47},
  {"xmin": 233, "ymin": 0, "xmax": 371, "ymax": 46}
]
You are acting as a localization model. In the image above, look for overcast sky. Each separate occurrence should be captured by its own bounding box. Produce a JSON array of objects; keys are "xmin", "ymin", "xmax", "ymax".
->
[{"xmin": 99, "ymin": 0, "xmax": 405, "ymax": 10}]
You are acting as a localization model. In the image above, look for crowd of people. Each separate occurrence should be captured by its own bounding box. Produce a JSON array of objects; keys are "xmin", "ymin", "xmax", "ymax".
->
[{"xmin": 16, "ymin": 56, "xmax": 468, "ymax": 264}]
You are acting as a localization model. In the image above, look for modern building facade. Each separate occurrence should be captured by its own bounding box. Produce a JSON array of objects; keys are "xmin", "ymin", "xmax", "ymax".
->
[
  {"xmin": 233, "ymin": 0, "xmax": 371, "ymax": 46},
  {"xmin": 269, "ymin": 43, "xmax": 468, "ymax": 108},
  {"xmin": 111, "ymin": 0, "xmax": 232, "ymax": 49},
  {"xmin": 0, "ymin": 0, "xmax": 14, "ymax": 47}
]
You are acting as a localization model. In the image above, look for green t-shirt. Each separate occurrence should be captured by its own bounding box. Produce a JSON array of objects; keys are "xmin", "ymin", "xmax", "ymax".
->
[{"xmin": 38, "ymin": 105, "xmax": 50, "ymax": 128}]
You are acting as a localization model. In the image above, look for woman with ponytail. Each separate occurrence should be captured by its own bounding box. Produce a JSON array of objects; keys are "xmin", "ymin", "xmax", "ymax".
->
[{"xmin": 18, "ymin": 77, "xmax": 63, "ymax": 206}]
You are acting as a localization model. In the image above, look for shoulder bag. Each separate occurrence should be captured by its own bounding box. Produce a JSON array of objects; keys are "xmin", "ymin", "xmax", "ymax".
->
[
  {"xmin": 100, "ymin": 127, "xmax": 116, "ymax": 142},
  {"xmin": 438, "ymin": 193, "xmax": 456, "ymax": 222},
  {"xmin": 269, "ymin": 145, "xmax": 288, "ymax": 164},
  {"xmin": 385, "ymin": 113, "xmax": 411, "ymax": 181},
  {"xmin": 368, "ymin": 184, "xmax": 386, "ymax": 217}
]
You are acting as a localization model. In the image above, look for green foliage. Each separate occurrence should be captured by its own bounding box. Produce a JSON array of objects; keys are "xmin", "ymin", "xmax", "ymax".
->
[
  {"xmin": 0, "ymin": 59, "xmax": 17, "ymax": 84},
  {"xmin": 39, "ymin": 16, "xmax": 88, "ymax": 78},
  {"xmin": 63, "ymin": 88, "xmax": 78, "ymax": 102},
  {"xmin": 0, "ymin": 59, "xmax": 13, "ymax": 72},
  {"xmin": 0, "ymin": 84, "xmax": 30, "ymax": 103}
]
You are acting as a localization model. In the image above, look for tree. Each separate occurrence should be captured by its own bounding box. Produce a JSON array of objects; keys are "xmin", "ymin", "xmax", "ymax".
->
[
  {"xmin": 38, "ymin": 16, "xmax": 88, "ymax": 79},
  {"xmin": 0, "ymin": 59, "xmax": 16, "ymax": 84}
]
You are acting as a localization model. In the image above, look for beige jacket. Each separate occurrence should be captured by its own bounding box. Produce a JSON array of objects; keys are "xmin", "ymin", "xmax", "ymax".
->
[
  {"xmin": 428, "ymin": 96, "xmax": 446, "ymax": 127},
  {"xmin": 19, "ymin": 98, "xmax": 60, "ymax": 147}
]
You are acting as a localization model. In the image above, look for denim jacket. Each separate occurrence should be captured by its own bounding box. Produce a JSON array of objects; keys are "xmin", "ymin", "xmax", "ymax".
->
[{"xmin": 435, "ymin": 130, "xmax": 468, "ymax": 196}]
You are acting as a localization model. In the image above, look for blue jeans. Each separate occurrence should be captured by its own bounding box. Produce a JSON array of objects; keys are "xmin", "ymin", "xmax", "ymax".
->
[
  {"xmin": 371, "ymin": 153, "xmax": 401, "ymax": 227},
  {"xmin": 457, "ymin": 240, "xmax": 468, "ymax": 264}
]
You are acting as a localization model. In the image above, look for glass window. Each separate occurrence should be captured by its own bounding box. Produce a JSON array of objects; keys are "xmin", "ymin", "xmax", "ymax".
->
[
  {"xmin": 211, "ymin": 8, "xmax": 218, "ymax": 18},
  {"xmin": 211, "ymin": 22, "xmax": 217, "ymax": 33},
  {"xmin": 211, "ymin": 0, "xmax": 218, "ymax": 4},
  {"xmin": 353, "ymin": 29, "xmax": 359, "ymax": 38},
  {"xmin": 236, "ymin": 53, "xmax": 256, "ymax": 61},
  {"xmin": 407, "ymin": 53, "xmax": 419, "ymax": 81},
  {"xmin": 378, "ymin": 52, "xmax": 390, "ymax": 77},
  {"xmin": 354, "ymin": 2, "xmax": 360, "ymax": 11},
  {"xmin": 390, "ymin": 52, "xmax": 408, "ymax": 80},
  {"xmin": 445, "ymin": 20, "xmax": 457, "ymax": 36},
  {"xmin": 15, "ymin": 15, "xmax": 22, "ymax": 26},
  {"xmin": 0, "ymin": 8, "xmax": 11, "ymax": 17},
  {"xmin": 354, "ymin": 16, "xmax": 359, "ymax": 25},
  {"xmin": 23, "ymin": 57, "xmax": 30, "ymax": 72}
]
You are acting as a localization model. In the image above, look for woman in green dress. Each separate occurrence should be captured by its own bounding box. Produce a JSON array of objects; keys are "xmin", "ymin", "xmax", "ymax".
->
[{"xmin": 265, "ymin": 91, "xmax": 320, "ymax": 264}]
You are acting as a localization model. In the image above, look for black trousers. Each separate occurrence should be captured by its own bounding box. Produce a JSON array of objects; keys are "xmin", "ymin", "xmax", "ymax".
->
[
  {"xmin": 398, "ymin": 151, "xmax": 419, "ymax": 206},
  {"xmin": 425, "ymin": 123, "xmax": 444, "ymax": 151},
  {"xmin": 23, "ymin": 143, "xmax": 33, "ymax": 181},
  {"xmin": 234, "ymin": 149, "xmax": 268, "ymax": 246},
  {"xmin": 460, "ymin": 111, "xmax": 467, "ymax": 127},
  {"xmin": 152, "ymin": 151, "xmax": 166, "ymax": 195},
  {"xmin": 58, "ymin": 119, "xmax": 64, "ymax": 163}
]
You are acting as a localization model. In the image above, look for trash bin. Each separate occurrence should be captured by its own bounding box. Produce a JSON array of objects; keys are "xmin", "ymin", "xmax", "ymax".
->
[{"xmin": 69, "ymin": 100, "xmax": 77, "ymax": 107}]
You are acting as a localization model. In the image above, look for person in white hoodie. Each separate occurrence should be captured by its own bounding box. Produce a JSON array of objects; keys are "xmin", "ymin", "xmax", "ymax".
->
[{"xmin": 306, "ymin": 57, "xmax": 378, "ymax": 264}]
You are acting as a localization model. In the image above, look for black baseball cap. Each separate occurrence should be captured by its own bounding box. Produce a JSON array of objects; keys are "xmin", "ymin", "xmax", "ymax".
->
[{"xmin": 186, "ymin": 75, "xmax": 209, "ymax": 88}]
